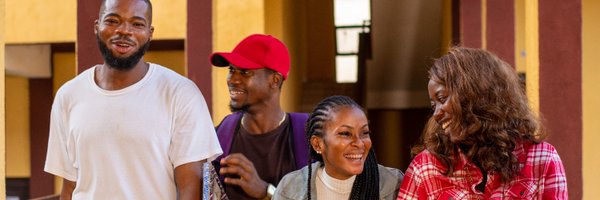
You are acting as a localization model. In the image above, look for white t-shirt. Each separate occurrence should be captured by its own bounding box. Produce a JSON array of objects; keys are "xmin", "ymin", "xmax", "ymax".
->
[{"xmin": 44, "ymin": 63, "xmax": 222, "ymax": 199}]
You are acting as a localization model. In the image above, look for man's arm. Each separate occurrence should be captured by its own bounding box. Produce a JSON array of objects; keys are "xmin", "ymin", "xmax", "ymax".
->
[
  {"xmin": 175, "ymin": 160, "xmax": 205, "ymax": 200},
  {"xmin": 60, "ymin": 179, "xmax": 76, "ymax": 200}
]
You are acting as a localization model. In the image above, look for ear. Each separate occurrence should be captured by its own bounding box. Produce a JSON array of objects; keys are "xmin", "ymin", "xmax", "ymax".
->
[
  {"xmin": 149, "ymin": 26, "xmax": 154, "ymax": 38},
  {"xmin": 310, "ymin": 135, "xmax": 323, "ymax": 153},
  {"xmin": 94, "ymin": 19, "xmax": 99, "ymax": 35},
  {"xmin": 270, "ymin": 72, "xmax": 282, "ymax": 88}
]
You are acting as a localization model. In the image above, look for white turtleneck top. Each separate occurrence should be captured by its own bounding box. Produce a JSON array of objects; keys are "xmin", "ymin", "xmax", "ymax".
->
[{"xmin": 315, "ymin": 166, "xmax": 357, "ymax": 199}]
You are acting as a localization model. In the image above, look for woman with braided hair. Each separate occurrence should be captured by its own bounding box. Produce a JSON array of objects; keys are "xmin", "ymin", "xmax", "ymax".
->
[
  {"xmin": 274, "ymin": 95, "xmax": 403, "ymax": 200},
  {"xmin": 398, "ymin": 47, "xmax": 567, "ymax": 199}
]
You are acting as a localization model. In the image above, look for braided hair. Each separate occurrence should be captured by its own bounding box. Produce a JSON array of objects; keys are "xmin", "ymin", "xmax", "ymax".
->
[{"xmin": 305, "ymin": 95, "xmax": 380, "ymax": 200}]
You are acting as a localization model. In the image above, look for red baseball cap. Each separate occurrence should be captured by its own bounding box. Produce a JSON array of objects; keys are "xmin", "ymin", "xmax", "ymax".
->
[{"xmin": 210, "ymin": 34, "xmax": 291, "ymax": 80}]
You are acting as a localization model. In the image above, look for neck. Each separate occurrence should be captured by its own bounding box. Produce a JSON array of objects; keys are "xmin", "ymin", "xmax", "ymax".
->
[
  {"xmin": 242, "ymin": 106, "xmax": 285, "ymax": 135},
  {"xmin": 95, "ymin": 61, "xmax": 149, "ymax": 90},
  {"xmin": 317, "ymin": 166, "xmax": 355, "ymax": 195}
]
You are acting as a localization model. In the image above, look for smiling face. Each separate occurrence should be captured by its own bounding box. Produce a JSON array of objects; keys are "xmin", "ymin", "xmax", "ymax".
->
[
  {"xmin": 311, "ymin": 106, "xmax": 372, "ymax": 180},
  {"xmin": 95, "ymin": 0, "xmax": 153, "ymax": 70},
  {"xmin": 226, "ymin": 66, "xmax": 278, "ymax": 112},
  {"xmin": 428, "ymin": 79, "xmax": 462, "ymax": 142}
]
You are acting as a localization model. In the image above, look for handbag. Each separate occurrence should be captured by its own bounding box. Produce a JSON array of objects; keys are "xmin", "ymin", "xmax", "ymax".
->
[{"xmin": 203, "ymin": 162, "xmax": 229, "ymax": 200}]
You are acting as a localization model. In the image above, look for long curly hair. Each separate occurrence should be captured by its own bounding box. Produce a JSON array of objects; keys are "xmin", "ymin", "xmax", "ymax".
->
[
  {"xmin": 305, "ymin": 95, "xmax": 379, "ymax": 200},
  {"xmin": 413, "ymin": 47, "xmax": 545, "ymax": 182}
]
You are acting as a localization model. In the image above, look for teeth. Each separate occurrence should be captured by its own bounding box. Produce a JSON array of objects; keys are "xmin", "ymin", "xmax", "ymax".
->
[
  {"xmin": 442, "ymin": 121, "xmax": 450, "ymax": 130},
  {"xmin": 230, "ymin": 91, "xmax": 244, "ymax": 95},
  {"xmin": 345, "ymin": 154, "xmax": 362, "ymax": 160}
]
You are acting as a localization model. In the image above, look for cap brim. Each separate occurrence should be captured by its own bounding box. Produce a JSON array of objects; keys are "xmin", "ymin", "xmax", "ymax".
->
[{"xmin": 210, "ymin": 53, "xmax": 263, "ymax": 69}]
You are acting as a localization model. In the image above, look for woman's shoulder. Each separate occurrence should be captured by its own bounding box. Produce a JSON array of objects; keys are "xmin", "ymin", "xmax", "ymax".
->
[
  {"xmin": 377, "ymin": 164, "xmax": 404, "ymax": 199},
  {"xmin": 527, "ymin": 141, "xmax": 558, "ymax": 151},
  {"xmin": 274, "ymin": 163, "xmax": 318, "ymax": 200},
  {"xmin": 378, "ymin": 165, "xmax": 404, "ymax": 180},
  {"xmin": 521, "ymin": 141, "xmax": 562, "ymax": 162},
  {"xmin": 279, "ymin": 165, "xmax": 310, "ymax": 184},
  {"xmin": 414, "ymin": 149, "xmax": 435, "ymax": 158},
  {"xmin": 409, "ymin": 150, "xmax": 446, "ymax": 168}
]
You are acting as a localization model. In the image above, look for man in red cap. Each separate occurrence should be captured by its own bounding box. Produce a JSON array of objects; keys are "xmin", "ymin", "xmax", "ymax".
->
[{"xmin": 210, "ymin": 34, "xmax": 309, "ymax": 200}]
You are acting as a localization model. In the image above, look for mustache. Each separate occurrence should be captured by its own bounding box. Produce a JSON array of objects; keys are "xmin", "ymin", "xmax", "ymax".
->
[{"xmin": 109, "ymin": 35, "xmax": 135, "ymax": 44}]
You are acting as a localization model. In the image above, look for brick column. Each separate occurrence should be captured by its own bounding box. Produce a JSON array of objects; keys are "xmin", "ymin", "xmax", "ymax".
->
[
  {"xmin": 486, "ymin": 0, "xmax": 515, "ymax": 67},
  {"xmin": 77, "ymin": 0, "xmax": 103, "ymax": 73},
  {"xmin": 459, "ymin": 0, "xmax": 482, "ymax": 48},
  {"xmin": 539, "ymin": 0, "xmax": 582, "ymax": 198},
  {"xmin": 29, "ymin": 79, "xmax": 54, "ymax": 198},
  {"xmin": 187, "ymin": 0, "xmax": 213, "ymax": 112}
]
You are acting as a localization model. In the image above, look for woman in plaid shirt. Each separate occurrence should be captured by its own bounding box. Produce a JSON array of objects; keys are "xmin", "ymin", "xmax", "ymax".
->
[{"xmin": 398, "ymin": 47, "xmax": 568, "ymax": 200}]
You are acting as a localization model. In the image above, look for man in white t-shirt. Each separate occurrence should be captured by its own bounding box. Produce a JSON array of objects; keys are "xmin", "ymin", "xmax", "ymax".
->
[{"xmin": 44, "ymin": 0, "xmax": 222, "ymax": 199}]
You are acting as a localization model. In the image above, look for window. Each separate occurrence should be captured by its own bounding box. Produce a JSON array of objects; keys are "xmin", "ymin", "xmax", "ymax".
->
[{"xmin": 334, "ymin": 0, "xmax": 371, "ymax": 83}]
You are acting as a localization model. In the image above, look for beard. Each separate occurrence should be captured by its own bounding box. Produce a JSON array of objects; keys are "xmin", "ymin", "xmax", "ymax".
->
[
  {"xmin": 229, "ymin": 102, "xmax": 250, "ymax": 112},
  {"xmin": 96, "ymin": 34, "xmax": 150, "ymax": 71}
]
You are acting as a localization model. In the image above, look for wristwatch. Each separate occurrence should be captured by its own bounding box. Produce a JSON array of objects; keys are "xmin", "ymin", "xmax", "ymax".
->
[{"xmin": 261, "ymin": 184, "xmax": 276, "ymax": 200}]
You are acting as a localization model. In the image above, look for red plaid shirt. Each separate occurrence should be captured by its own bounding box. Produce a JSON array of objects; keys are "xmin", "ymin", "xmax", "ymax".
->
[{"xmin": 397, "ymin": 142, "xmax": 567, "ymax": 200}]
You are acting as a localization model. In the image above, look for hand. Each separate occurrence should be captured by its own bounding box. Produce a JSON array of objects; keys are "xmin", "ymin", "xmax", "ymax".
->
[{"xmin": 219, "ymin": 153, "xmax": 268, "ymax": 199}]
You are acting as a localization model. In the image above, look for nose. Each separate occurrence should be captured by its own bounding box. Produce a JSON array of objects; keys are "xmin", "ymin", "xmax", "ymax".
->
[
  {"xmin": 432, "ymin": 104, "xmax": 444, "ymax": 122},
  {"xmin": 350, "ymin": 135, "xmax": 365, "ymax": 148},
  {"xmin": 115, "ymin": 22, "xmax": 133, "ymax": 35}
]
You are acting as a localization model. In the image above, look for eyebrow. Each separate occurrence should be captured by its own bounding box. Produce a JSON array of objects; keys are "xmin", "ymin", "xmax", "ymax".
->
[
  {"xmin": 434, "ymin": 88, "xmax": 446, "ymax": 97},
  {"xmin": 103, "ymin": 13, "xmax": 148, "ymax": 23},
  {"xmin": 340, "ymin": 125, "xmax": 354, "ymax": 129},
  {"xmin": 435, "ymin": 91, "xmax": 442, "ymax": 97},
  {"xmin": 340, "ymin": 123, "xmax": 369, "ymax": 129}
]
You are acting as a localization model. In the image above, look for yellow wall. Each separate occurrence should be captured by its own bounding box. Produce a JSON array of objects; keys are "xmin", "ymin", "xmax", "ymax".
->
[
  {"xmin": 5, "ymin": 76, "xmax": 31, "ymax": 177},
  {"xmin": 582, "ymin": 0, "xmax": 600, "ymax": 198},
  {"xmin": 150, "ymin": 0, "xmax": 186, "ymax": 39},
  {"xmin": 2, "ymin": 0, "xmax": 7, "ymax": 197},
  {"xmin": 212, "ymin": 0, "xmax": 265, "ymax": 123},
  {"xmin": 145, "ymin": 51, "xmax": 185, "ymax": 75},
  {"xmin": 53, "ymin": 52, "xmax": 77, "ymax": 94},
  {"xmin": 5, "ymin": 0, "xmax": 76, "ymax": 43},
  {"xmin": 524, "ymin": 0, "xmax": 539, "ymax": 114},
  {"xmin": 266, "ymin": 0, "xmax": 300, "ymax": 113},
  {"xmin": 514, "ymin": 0, "xmax": 526, "ymax": 73},
  {"xmin": 5, "ymin": 0, "xmax": 186, "ymax": 44}
]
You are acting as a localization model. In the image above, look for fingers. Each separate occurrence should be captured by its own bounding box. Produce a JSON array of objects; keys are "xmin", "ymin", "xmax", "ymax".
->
[
  {"xmin": 220, "ymin": 154, "xmax": 257, "ymax": 177},
  {"xmin": 219, "ymin": 154, "xmax": 255, "ymax": 184},
  {"xmin": 220, "ymin": 165, "xmax": 250, "ymax": 184},
  {"xmin": 220, "ymin": 153, "xmax": 254, "ymax": 171},
  {"xmin": 218, "ymin": 153, "xmax": 269, "ymax": 198}
]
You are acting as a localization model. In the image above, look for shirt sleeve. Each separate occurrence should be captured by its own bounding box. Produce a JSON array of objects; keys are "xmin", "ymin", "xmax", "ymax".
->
[
  {"xmin": 541, "ymin": 145, "xmax": 568, "ymax": 199},
  {"xmin": 44, "ymin": 90, "xmax": 78, "ymax": 182},
  {"xmin": 169, "ymin": 81, "xmax": 223, "ymax": 168},
  {"xmin": 397, "ymin": 153, "xmax": 428, "ymax": 200}
]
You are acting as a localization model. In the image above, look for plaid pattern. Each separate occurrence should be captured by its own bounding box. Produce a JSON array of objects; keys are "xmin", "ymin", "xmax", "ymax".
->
[{"xmin": 397, "ymin": 142, "xmax": 568, "ymax": 200}]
